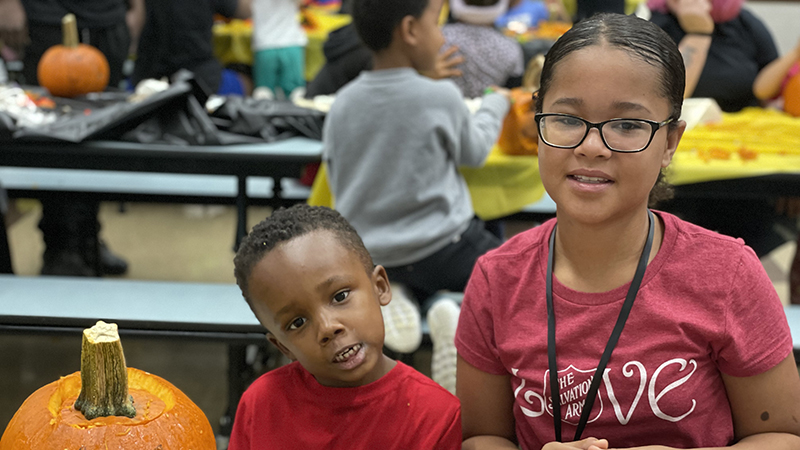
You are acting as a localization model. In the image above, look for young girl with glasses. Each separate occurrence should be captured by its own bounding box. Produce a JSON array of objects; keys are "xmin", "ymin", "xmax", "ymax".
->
[{"xmin": 456, "ymin": 13, "xmax": 800, "ymax": 450}]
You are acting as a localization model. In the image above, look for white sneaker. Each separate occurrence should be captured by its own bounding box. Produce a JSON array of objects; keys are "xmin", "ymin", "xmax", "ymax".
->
[
  {"xmin": 382, "ymin": 283, "xmax": 422, "ymax": 354},
  {"xmin": 289, "ymin": 86, "xmax": 307, "ymax": 102},
  {"xmin": 427, "ymin": 297, "xmax": 460, "ymax": 395},
  {"xmin": 252, "ymin": 86, "xmax": 275, "ymax": 101}
]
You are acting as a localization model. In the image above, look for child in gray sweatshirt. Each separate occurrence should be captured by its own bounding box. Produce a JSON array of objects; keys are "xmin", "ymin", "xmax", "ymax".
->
[{"xmin": 322, "ymin": 0, "xmax": 511, "ymax": 386}]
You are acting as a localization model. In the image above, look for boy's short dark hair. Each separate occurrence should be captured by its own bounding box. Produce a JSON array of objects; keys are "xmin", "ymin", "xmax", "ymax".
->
[
  {"xmin": 233, "ymin": 204, "xmax": 374, "ymax": 303},
  {"xmin": 352, "ymin": 0, "xmax": 430, "ymax": 52}
]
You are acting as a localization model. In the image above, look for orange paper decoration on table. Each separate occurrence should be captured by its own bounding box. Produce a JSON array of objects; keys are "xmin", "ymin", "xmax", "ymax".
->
[
  {"xmin": 37, "ymin": 13, "xmax": 110, "ymax": 98},
  {"xmin": 0, "ymin": 321, "xmax": 215, "ymax": 450},
  {"xmin": 784, "ymin": 72, "xmax": 800, "ymax": 118},
  {"xmin": 497, "ymin": 88, "xmax": 539, "ymax": 156}
]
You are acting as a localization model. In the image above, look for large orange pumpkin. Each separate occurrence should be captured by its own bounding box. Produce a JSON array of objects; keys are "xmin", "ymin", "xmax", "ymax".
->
[
  {"xmin": 0, "ymin": 321, "xmax": 216, "ymax": 450},
  {"xmin": 37, "ymin": 13, "xmax": 110, "ymax": 97},
  {"xmin": 784, "ymin": 71, "xmax": 800, "ymax": 118}
]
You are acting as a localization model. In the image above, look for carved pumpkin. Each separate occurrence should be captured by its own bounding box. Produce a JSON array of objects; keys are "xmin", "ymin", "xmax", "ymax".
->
[
  {"xmin": 0, "ymin": 321, "xmax": 216, "ymax": 450},
  {"xmin": 37, "ymin": 13, "xmax": 110, "ymax": 97},
  {"xmin": 497, "ymin": 88, "xmax": 539, "ymax": 156},
  {"xmin": 784, "ymin": 71, "xmax": 800, "ymax": 118}
]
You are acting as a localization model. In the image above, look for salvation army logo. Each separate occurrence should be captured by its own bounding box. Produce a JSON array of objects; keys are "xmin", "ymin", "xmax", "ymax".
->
[{"xmin": 544, "ymin": 365, "xmax": 603, "ymax": 425}]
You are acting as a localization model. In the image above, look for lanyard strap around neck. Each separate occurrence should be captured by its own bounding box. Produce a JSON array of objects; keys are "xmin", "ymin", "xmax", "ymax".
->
[{"xmin": 546, "ymin": 210, "xmax": 655, "ymax": 442}]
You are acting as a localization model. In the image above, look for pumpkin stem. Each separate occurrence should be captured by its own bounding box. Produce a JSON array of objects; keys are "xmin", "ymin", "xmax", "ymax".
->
[
  {"xmin": 74, "ymin": 321, "xmax": 136, "ymax": 420},
  {"xmin": 61, "ymin": 13, "xmax": 79, "ymax": 48}
]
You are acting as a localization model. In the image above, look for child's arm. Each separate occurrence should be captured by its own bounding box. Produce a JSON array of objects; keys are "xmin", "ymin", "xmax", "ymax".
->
[
  {"xmin": 720, "ymin": 353, "xmax": 800, "ymax": 448},
  {"xmin": 454, "ymin": 87, "xmax": 511, "ymax": 167},
  {"xmin": 753, "ymin": 39, "xmax": 800, "ymax": 100},
  {"xmin": 459, "ymin": 356, "xmax": 519, "ymax": 449}
]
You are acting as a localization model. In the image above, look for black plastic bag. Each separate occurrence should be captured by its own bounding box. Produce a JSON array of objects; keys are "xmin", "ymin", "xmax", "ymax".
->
[{"xmin": 210, "ymin": 96, "xmax": 325, "ymax": 141}]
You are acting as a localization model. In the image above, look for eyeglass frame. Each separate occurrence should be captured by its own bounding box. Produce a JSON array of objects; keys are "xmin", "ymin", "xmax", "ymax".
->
[{"xmin": 533, "ymin": 113, "xmax": 676, "ymax": 153}]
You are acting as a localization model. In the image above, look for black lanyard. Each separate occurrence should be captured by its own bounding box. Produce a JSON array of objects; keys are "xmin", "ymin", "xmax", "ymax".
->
[{"xmin": 546, "ymin": 210, "xmax": 655, "ymax": 442}]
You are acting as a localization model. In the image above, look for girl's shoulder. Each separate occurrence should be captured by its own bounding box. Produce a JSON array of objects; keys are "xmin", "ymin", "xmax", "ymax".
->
[
  {"xmin": 657, "ymin": 210, "xmax": 759, "ymax": 274},
  {"xmin": 477, "ymin": 219, "xmax": 554, "ymax": 271},
  {"xmin": 660, "ymin": 210, "xmax": 746, "ymax": 251}
]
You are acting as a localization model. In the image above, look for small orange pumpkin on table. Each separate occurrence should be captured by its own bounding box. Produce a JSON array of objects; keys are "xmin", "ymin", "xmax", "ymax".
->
[
  {"xmin": 37, "ymin": 13, "xmax": 110, "ymax": 98},
  {"xmin": 0, "ymin": 321, "xmax": 216, "ymax": 449}
]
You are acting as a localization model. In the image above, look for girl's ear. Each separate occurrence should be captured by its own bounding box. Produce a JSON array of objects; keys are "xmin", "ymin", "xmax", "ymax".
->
[
  {"xmin": 267, "ymin": 333, "xmax": 297, "ymax": 361},
  {"xmin": 372, "ymin": 265, "xmax": 392, "ymax": 307},
  {"xmin": 662, "ymin": 120, "xmax": 686, "ymax": 168}
]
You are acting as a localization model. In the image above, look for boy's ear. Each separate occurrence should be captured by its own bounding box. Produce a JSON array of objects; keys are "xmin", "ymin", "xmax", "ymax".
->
[
  {"xmin": 372, "ymin": 265, "xmax": 392, "ymax": 307},
  {"xmin": 266, "ymin": 333, "xmax": 297, "ymax": 361},
  {"xmin": 399, "ymin": 14, "xmax": 420, "ymax": 46}
]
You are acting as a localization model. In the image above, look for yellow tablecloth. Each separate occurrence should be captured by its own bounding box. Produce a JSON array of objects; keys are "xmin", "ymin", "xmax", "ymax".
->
[
  {"xmin": 669, "ymin": 107, "xmax": 800, "ymax": 185},
  {"xmin": 309, "ymin": 108, "xmax": 800, "ymax": 220},
  {"xmin": 308, "ymin": 148, "xmax": 543, "ymax": 221},
  {"xmin": 212, "ymin": 11, "xmax": 351, "ymax": 81}
]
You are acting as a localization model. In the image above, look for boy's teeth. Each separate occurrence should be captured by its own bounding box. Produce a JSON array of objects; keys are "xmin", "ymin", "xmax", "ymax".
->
[
  {"xmin": 334, "ymin": 344, "xmax": 361, "ymax": 362},
  {"xmin": 573, "ymin": 175, "xmax": 608, "ymax": 183}
]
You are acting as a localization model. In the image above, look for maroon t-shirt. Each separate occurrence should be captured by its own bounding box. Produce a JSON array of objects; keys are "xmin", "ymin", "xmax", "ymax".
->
[
  {"xmin": 228, "ymin": 361, "xmax": 461, "ymax": 450},
  {"xmin": 456, "ymin": 211, "xmax": 792, "ymax": 449}
]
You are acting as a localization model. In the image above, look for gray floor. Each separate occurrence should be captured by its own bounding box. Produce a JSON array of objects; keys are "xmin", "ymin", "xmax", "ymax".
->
[{"xmin": 1, "ymin": 200, "xmax": 794, "ymax": 445}]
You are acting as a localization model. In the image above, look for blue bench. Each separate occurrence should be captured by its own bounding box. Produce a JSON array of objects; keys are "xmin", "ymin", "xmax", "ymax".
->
[
  {"xmin": 0, "ymin": 168, "xmax": 312, "ymax": 205},
  {"xmin": 0, "ymin": 167, "xmax": 313, "ymax": 274}
]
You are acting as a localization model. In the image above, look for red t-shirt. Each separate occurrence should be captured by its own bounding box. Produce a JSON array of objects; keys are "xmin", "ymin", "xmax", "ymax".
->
[
  {"xmin": 228, "ymin": 361, "xmax": 461, "ymax": 450},
  {"xmin": 456, "ymin": 211, "xmax": 792, "ymax": 449}
]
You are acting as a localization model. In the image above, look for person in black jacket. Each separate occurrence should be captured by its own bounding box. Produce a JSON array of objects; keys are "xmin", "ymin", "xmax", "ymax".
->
[{"xmin": 305, "ymin": 23, "xmax": 372, "ymax": 98}]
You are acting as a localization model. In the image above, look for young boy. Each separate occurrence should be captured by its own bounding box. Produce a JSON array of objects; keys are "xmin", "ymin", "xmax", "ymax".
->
[
  {"xmin": 322, "ymin": 0, "xmax": 511, "ymax": 377},
  {"xmin": 228, "ymin": 204, "xmax": 461, "ymax": 450}
]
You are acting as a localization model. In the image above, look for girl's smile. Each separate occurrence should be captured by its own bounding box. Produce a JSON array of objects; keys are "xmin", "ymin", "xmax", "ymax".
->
[{"xmin": 567, "ymin": 169, "xmax": 615, "ymax": 193}]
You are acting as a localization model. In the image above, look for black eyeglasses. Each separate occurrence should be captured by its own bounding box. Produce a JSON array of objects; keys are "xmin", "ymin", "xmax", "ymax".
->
[{"xmin": 534, "ymin": 113, "xmax": 675, "ymax": 153}]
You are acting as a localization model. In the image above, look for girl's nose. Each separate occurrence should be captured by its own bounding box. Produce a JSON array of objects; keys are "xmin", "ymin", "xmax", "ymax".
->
[{"xmin": 575, "ymin": 128, "xmax": 612, "ymax": 159}]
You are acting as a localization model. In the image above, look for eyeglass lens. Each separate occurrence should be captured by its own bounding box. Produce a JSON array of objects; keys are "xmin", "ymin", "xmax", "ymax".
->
[{"xmin": 539, "ymin": 116, "xmax": 653, "ymax": 152}]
